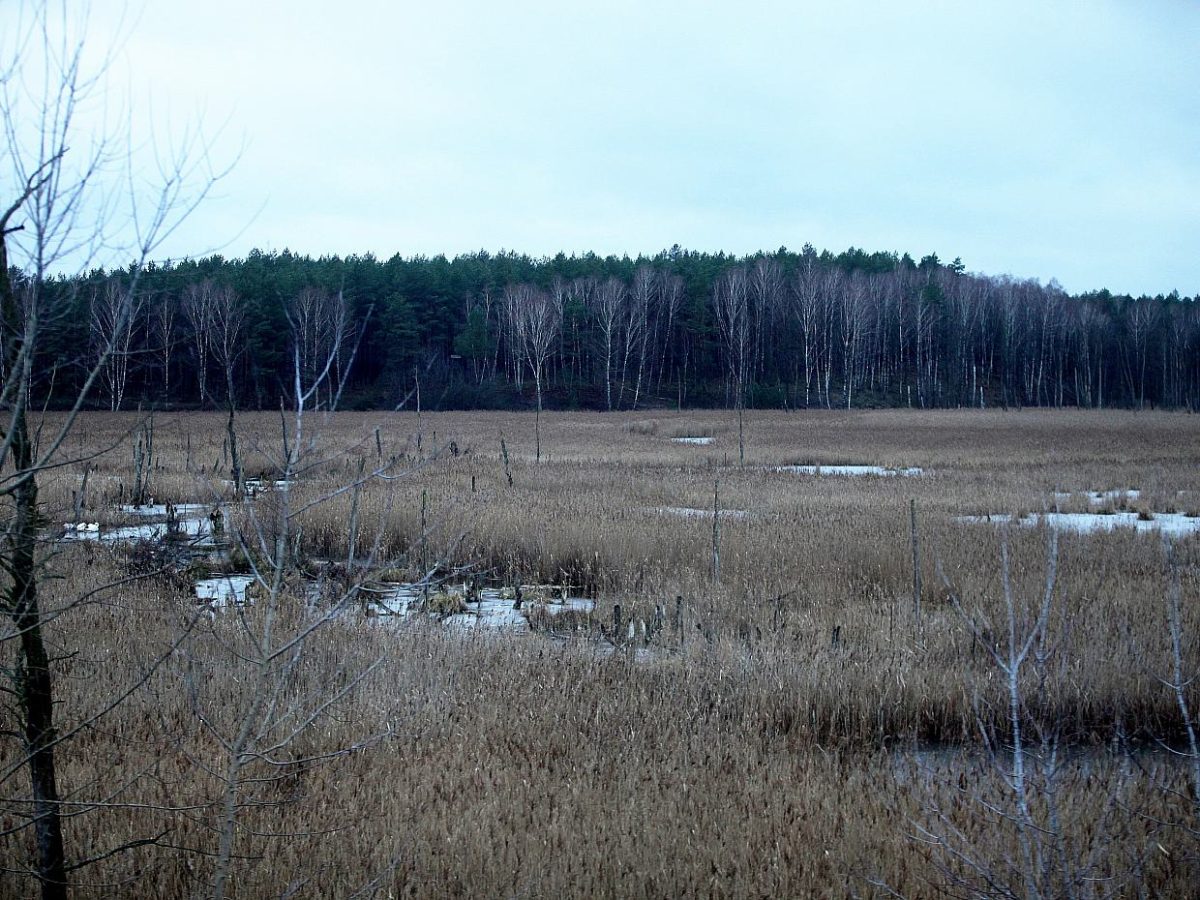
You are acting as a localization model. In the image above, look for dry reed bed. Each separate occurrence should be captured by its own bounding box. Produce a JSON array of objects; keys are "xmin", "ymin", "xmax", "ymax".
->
[
  {"xmin": 2, "ymin": 553, "xmax": 1192, "ymax": 897},
  {"xmin": 3, "ymin": 409, "xmax": 1199, "ymax": 895},
  {"xmin": 24, "ymin": 409, "xmax": 1200, "ymax": 742}
]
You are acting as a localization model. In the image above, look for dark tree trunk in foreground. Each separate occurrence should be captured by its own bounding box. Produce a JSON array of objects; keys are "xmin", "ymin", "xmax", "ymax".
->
[{"xmin": 0, "ymin": 226, "xmax": 68, "ymax": 900}]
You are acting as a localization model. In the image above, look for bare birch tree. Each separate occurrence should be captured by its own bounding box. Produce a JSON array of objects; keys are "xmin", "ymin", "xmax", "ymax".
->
[
  {"xmin": 182, "ymin": 280, "xmax": 216, "ymax": 408},
  {"xmin": 504, "ymin": 283, "xmax": 561, "ymax": 462},
  {"xmin": 713, "ymin": 266, "xmax": 750, "ymax": 465},
  {"xmin": 748, "ymin": 256, "xmax": 783, "ymax": 385},
  {"xmin": 288, "ymin": 286, "xmax": 353, "ymax": 410},
  {"xmin": 210, "ymin": 284, "xmax": 245, "ymax": 493},
  {"xmin": 790, "ymin": 252, "xmax": 822, "ymax": 408},
  {"xmin": 839, "ymin": 272, "xmax": 871, "ymax": 409},
  {"xmin": 591, "ymin": 277, "xmax": 625, "ymax": 412},
  {"xmin": 654, "ymin": 272, "xmax": 683, "ymax": 395},
  {"xmin": 89, "ymin": 278, "xmax": 144, "ymax": 411},
  {"xmin": 1123, "ymin": 299, "xmax": 1161, "ymax": 410},
  {"xmin": 623, "ymin": 265, "xmax": 654, "ymax": 408},
  {"xmin": 151, "ymin": 289, "xmax": 178, "ymax": 405}
]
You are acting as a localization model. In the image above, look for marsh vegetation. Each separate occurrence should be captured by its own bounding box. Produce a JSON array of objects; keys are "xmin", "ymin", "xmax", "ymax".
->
[{"xmin": 3, "ymin": 408, "xmax": 1200, "ymax": 897}]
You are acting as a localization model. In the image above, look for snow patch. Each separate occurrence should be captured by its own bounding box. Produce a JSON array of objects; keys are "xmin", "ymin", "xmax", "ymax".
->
[
  {"xmin": 776, "ymin": 464, "xmax": 924, "ymax": 477},
  {"xmin": 195, "ymin": 574, "xmax": 255, "ymax": 607},
  {"xmin": 648, "ymin": 506, "xmax": 749, "ymax": 519},
  {"xmin": 369, "ymin": 585, "xmax": 592, "ymax": 632},
  {"xmin": 1052, "ymin": 490, "xmax": 1141, "ymax": 505},
  {"xmin": 957, "ymin": 511, "xmax": 1200, "ymax": 537}
]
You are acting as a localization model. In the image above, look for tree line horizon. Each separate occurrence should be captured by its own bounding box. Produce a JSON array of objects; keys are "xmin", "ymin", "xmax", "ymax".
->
[{"xmin": 17, "ymin": 242, "xmax": 1200, "ymax": 413}]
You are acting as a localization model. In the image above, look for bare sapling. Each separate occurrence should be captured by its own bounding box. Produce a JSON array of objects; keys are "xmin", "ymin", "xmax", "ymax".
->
[
  {"xmin": 1161, "ymin": 539, "xmax": 1200, "ymax": 816},
  {"xmin": 200, "ymin": 317, "xmax": 403, "ymax": 899},
  {"xmin": 713, "ymin": 266, "xmax": 749, "ymax": 467},
  {"xmin": 0, "ymin": 2, "xmax": 227, "ymax": 895},
  {"xmin": 711, "ymin": 479, "xmax": 721, "ymax": 583},
  {"xmin": 504, "ymin": 284, "xmax": 561, "ymax": 463},
  {"xmin": 912, "ymin": 525, "xmax": 1142, "ymax": 897},
  {"xmin": 910, "ymin": 498, "xmax": 922, "ymax": 638}
]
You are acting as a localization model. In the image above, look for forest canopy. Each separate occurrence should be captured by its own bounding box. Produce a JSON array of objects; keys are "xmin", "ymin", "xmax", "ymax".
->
[{"xmin": 16, "ymin": 244, "xmax": 1199, "ymax": 412}]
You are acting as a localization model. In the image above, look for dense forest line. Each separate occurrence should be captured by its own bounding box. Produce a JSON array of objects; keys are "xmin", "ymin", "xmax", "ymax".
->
[{"xmin": 17, "ymin": 245, "xmax": 1200, "ymax": 412}]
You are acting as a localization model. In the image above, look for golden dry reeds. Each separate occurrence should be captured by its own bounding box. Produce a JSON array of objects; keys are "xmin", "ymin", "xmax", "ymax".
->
[{"xmin": 2, "ymin": 408, "xmax": 1198, "ymax": 896}]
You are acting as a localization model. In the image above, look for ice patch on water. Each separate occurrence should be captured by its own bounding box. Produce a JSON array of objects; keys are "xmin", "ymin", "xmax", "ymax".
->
[
  {"xmin": 63, "ymin": 504, "xmax": 222, "ymax": 544},
  {"xmin": 648, "ymin": 506, "xmax": 749, "ymax": 520},
  {"xmin": 776, "ymin": 464, "xmax": 924, "ymax": 477},
  {"xmin": 957, "ymin": 511, "xmax": 1200, "ymax": 537},
  {"xmin": 195, "ymin": 574, "xmax": 255, "ymax": 606},
  {"xmin": 63, "ymin": 519, "xmax": 212, "ymax": 543},
  {"xmin": 368, "ymin": 584, "xmax": 593, "ymax": 632},
  {"xmin": 246, "ymin": 478, "xmax": 292, "ymax": 492},
  {"xmin": 119, "ymin": 503, "xmax": 211, "ymax": 517},
  {"xmin": 1052, "ymin": 490, "xmax": 1141, "ymax": 505}
]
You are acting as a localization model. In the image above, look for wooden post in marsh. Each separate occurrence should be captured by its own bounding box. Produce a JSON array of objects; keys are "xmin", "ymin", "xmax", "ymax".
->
[
  {"xmin": 500, "ymin": 436, "xmax": 514, "ymax": 487},
  {"xmin": 74, "ymin": 468, "xmax": 90, "ymax": 523},
  {"xmin": 675, "ymin": 595, "xmax": 684, "ymax": 649},
  {"xmin": 414, "ymin": 364, "xmax": 423, "ymax": 455},
  {"xmin": 910, "ymin": 498, "xmax": 922, "ymax": 636},
  {"xmin": 737, "ymin": 405, "xmax": 745, "ymax": 468},
  {"xmin": 711, "ymin": 480, "xmax": 721, "ymax": 583},
  {"xmin": 420, "ymin": 489, "xmax": 429, "ymax": 602}
]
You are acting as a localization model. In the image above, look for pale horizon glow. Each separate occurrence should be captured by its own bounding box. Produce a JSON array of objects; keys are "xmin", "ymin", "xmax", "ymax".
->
[{"xmin": 48, "ymin": 2, "xmax": 1200, "ymax": 294}]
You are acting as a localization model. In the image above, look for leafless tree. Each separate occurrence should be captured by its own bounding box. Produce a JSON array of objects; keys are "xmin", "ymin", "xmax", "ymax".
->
[
  {"xmin": 839, "ymin": 272, "xmax": 871, "ymax": 408},
  {"xmin": 654, "ymin": 272, "xmax": 683, "ymax": 395},
  {"xmin": 748, "ymin": 256, "xmax": 783, "ymax": 385},
  {"xmin": 590, "ymin": 277, "xmax": 625, "ymax": 412},
  {"xmin": 562, "ymin": 277, "xmax": 594, "ymax": 385},
  {"xmin": 1123, "ymin": 299, "xmax": 1161, "ymax": 410},
  {"xmin": 621, "ymin": 266, "xmax": 653, "ymax": 409},
  {"xmin": 151, "ymin": 289, "xmax": 178, "ymax": 405},
  {"xmin": 914, "ymin": 527, "xmax": 1141, "ymax": 898},
  {"xmin": 287, "ymin": 286, "xmax": 354, "ymax": 410},
  {"xmin": 182, "ymin": 280, "xmax": 217, "ymax": 407},
  {"xmin": 89, "ymin": 278, "xmax": 144, "ymax": 411},
  {"xmin": 210, "ymin": 284, "xmax": 245, "ymax": 493},
  {"xmin": 0, "ymin": 3, "xmax": 225, "ymax": 896},
  {"xmin": 503, "ymin": 283, "xmax": 561, "ymax": 462},
  {"xmin": 713, "ymin": 266, "xmax": 749, "ymax": 464},
  {"xmin": 194, "ymin": 318, "xmax": 399, "ymax": 900},
  {"xmin": 790, "ymin": 252, "xmax": 822, "ymax": 408}
]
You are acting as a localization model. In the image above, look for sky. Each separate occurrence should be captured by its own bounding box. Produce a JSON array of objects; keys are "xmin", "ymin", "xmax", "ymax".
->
[{"xmin": 17, "ymin": 1, "xmax": 1200, "ymax": 294}]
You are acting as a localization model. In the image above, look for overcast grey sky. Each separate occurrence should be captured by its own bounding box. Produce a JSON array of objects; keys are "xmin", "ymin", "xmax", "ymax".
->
[{"xmin": 86, "ymin": 1, "xmax": 1200, "ymax": 295}]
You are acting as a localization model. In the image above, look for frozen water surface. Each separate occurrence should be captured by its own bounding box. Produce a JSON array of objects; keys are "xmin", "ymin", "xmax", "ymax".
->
[
  {"xmin": 649, "ymin": 506, "xmax": 749, "ymax": 520},
  {"xmin": 62, "ymin": 503, "xmax": 225, "ymax": 545},
  {"xmin": 1052, "ymin": 490, "xmax": 1141, "ymax": 505},
  {"xmin": 63, "ymin": 517, "xmax": 215, "ymax": 543},
  {"xmin": 369, "ymin": 585, "xmax": 593, "ymax": 632},
  {"xmin": 195, "ymin": 574, "xmax": 255, "ymax": 606},
  {"xmin": 958, "ymin": 511, "xmax": 1200, "ymax": 537},
  {"xmin": 776, "ymin": 464, "xmax": 924, "ymax": 477},
  {"xmin": 118, "ymin": 503, "xmax": 212, "ymax": 517}
]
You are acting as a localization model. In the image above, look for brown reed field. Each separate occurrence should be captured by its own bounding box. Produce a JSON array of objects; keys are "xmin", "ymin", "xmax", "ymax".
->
[{"xmin": 4, "ymin": 408, "xmax": 1200, "ymax": 897}]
